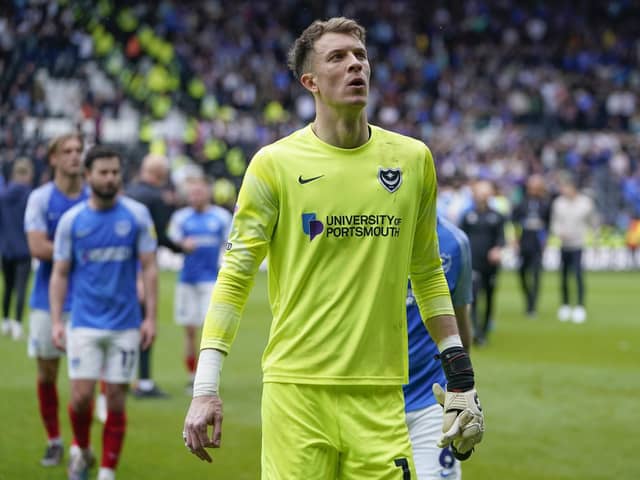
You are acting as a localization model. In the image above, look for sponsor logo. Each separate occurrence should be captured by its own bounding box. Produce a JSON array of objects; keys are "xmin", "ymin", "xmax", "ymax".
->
[
  {"xmin": 302, "ymin": 213, "xmax": 324, "ymax": 241},
  {"xmin": 115, "ymin": 220, "xmax": 132, "ymax": 237},
  {"xmin": 80, "ymin": 246, "xmax": 133, "ymax": 264},
  {"xmin": 303, "ymin": 213, "xmax": 402, "ymax": 240},
  {"xmin": 298, "ymin": 174, "xmax": 324, "ymax": 185},
  {"xmin": 224, "ymin": 241, "xmax": 233, "ymax": 251},
  {"xmin": 191, "ymin": 234, "xmax": 221, "ymax": 247},
  {"xmin": 378, "ymin": 167, "xmax": 402, "ymax": 193},
  {"xmin": 325, "ymin": 214, "xmax": 401, "ymax": 238}
]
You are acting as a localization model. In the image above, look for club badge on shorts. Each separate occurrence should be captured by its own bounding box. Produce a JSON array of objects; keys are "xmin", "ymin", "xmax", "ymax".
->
[{"xmin": 378, "ymin": 167, "xmax": 402, "ymax": 193}]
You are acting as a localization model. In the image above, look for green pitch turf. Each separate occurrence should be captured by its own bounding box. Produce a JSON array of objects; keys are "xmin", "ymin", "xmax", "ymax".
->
[{"xmin": 1, "ymin": 270, "xmax": 638, "ymax": 479}]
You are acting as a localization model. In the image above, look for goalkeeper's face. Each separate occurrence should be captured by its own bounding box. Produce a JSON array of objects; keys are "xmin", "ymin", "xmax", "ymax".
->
[
  {"xmin": 304, "ymin": 32, "xmax": 370, "ymax": 109},
  {"xmin": 86, "ymin": 157, "xmax": 122, "ymax": 201}
]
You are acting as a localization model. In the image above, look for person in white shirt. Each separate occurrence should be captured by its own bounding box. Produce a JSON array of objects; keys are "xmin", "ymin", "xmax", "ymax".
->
[{"xmin": 550, "ymin": 173, "xmax": 598, "ymax": 323}]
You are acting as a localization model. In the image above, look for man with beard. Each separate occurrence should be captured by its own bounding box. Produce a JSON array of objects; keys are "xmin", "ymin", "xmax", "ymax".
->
[{"xmin": 51, "ymin": 146, "xmax": 158, "ymax": 480}]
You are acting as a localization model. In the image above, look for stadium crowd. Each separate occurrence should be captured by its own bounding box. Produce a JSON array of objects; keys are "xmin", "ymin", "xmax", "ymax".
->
[{"xmin": 2, "ymin": 0, "xmax": 640, "ymax": 229}]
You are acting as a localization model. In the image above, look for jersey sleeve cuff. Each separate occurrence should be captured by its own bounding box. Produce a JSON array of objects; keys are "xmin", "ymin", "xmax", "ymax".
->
[
  {"xmin": 422, "ymin": 295, "xmax": 455, "ymax": 319},
  {"xmin": 199, "ymin": 339, "xmax": 231, "ymax": 354}
]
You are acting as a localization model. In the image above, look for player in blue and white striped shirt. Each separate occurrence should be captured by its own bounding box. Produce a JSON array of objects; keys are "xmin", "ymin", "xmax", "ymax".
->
[{"xmin": 405, "ymin": 215, "xmax": 474, "ymax": 480}]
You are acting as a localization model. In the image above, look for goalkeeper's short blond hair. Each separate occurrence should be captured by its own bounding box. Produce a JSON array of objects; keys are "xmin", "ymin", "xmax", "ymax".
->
[{"xmin": 287, "ymin": 17, "xmax": 366, "ymax": 80}]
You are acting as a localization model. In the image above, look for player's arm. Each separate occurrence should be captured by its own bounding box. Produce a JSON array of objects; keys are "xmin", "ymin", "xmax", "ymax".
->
[
  {"xmin": 49, "ymin": 211, "xmax": 74, "ymax": 349},
  {"xmin": 27, "ymin": 231, "xmax": 54, "ymax": 260},
  {"xmin": 184, "ymin": 149, "xmax": 278, "ymax": 462},
  {"xmin": 167, "ymin": 209, "xmax": 196, "ymax": 253},
  {"xmin": 135, "ymin": 202, "xmax": 159, "ymax": 350},
  {"xmin": 451, "ymin": 230, "xmax": 474, "ymax": 351},
  {"xmin": 24, "ymin": 189, "xmax": 54, "ymax": 260},
  {"xmin": 453, "ymin": 305, "xmax": 472, "ymax": 351},
  {"xmin": 139, "ymin": 250, "xmax": 157, "ymax": 350},
  {"xmin": 410, "ymin": 148, "xmax": 483, "ymax": 459},
  {"xmin": 49, "ymin": 259, "xmax": 70, "ymax": 349},
  {"xmin": 409, "ymin": 148, "xmax": 457, "ymax": 343}
]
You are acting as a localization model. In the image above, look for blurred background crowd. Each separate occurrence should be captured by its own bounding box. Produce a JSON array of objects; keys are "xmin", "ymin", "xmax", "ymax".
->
[{"xmin": 2, "ymin": 0, "xmax": 640, "ymax": 256}]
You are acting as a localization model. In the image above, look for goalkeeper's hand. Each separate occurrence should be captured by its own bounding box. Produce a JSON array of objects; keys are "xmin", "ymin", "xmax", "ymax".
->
[{"xmin": 433, "ymin": 383, "xmax": 484, "ymax": 460}]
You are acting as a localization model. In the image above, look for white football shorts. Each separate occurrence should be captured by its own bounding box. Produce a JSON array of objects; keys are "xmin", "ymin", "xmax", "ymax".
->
[
  {"xmin": 406, "ymin": 403, "xmax": 462, "ymax": 480},
  {"xmin": 67, "ymin": 327, "xmax": 140, "ymax": 383},
  {"xmin": 28, "ymin": 309, "xmax": 69, "ymax": 359},
  {"xmin": 174, "ymin": 281, "xmax": 215, "ymax": 326}
]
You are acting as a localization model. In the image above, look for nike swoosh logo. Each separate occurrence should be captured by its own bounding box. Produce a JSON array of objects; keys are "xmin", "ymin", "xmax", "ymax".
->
[{"xmin": 298, "ymin": 175, "xmax": 324, "ymax": 184}]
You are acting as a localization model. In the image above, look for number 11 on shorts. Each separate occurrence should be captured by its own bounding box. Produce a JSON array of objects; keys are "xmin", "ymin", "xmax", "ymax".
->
[{"xmin": 120, "ymin": 348, "xmax": 136, "ymax": 371}]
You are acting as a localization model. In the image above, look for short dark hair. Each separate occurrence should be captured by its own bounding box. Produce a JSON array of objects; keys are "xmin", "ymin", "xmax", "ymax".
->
[
  {"xmin": 84, "ymin": 145, "xmax": 122, "ymax": 171},
  {"xmin": 287, "ymin": 17, "xmax": 366, "ymax": 80}
]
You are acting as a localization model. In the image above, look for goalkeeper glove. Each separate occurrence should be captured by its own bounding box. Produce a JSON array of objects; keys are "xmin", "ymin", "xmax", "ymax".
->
[
  {"xmin": 433, "ymin": 383, "xmax": 484, "ymax": 460},
  {"xmin": 433, "ymin": 346, "xmax": 484, "ymax": 460}
]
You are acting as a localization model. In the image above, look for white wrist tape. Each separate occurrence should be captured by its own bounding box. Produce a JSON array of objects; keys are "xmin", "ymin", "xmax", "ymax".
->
[
  {"xmin": 192, "ymin": 348, "xmax": 225, "ymax": 398},
  {"xmin": 437, "ymin": 334, "xmax": 463, "ymax": 353}
]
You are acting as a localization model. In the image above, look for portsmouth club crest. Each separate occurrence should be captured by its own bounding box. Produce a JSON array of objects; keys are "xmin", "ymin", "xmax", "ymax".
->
[{"xmin": 378, "ymin": 167, "xmax": 402, "ymax": 193}]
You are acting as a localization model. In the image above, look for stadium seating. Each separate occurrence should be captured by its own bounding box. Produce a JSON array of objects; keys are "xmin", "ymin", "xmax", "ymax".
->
[{"xmin": 1, "ymin": 0, "xmax": 639, "ymax": 232}]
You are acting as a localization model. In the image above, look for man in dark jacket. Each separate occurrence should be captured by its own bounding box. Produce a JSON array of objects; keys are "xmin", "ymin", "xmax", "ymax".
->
[
  {"xmin": 0, "ymin": 158, "xmax": 34, "ymax": 340},
  {"xmin": 126, "ymin": 153, "xmax": 182, "ymax": 397},
  {"xmin": 460, "ymin": 180, "xmax": 505, "ymax": 345},
  {"xmin": 512, "ymin": 174, "xmax": 551, "ymax": 317}
]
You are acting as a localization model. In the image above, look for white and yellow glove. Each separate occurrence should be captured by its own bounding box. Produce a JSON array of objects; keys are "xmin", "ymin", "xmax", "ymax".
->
[
  {"xmin": 434, "ymin": 343, "xmax": 484, "ymax": 461},
  {"xmin": 433, "ymin": 383, "xmax": 484, "ymax": 460}
]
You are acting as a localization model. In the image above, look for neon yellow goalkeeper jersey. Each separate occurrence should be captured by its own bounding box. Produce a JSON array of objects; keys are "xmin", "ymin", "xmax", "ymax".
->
[{"xmin": 201, "ymin": 124, "xmax": 453, "ymax": 385}]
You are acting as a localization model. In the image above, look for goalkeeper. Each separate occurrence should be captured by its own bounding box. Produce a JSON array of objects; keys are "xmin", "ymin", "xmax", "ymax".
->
[
  {"xmin": 405, "ymin": 216, "xmax": 483, "ymax": 479},
  {"xmin": 183, "ymin": 16, "xmax": 483, "ymax": 478}
]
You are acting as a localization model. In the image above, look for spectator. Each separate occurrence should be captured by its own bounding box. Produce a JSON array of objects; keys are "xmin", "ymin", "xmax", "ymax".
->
[
  {"xmin": 460, "ymin": 180, "xmax": 505, "ymax": 346},
  {"xmin": 125, "ymin": 153, "xmax": 180, "ymax": 398},
  {"xmin": 551, "ymin": 172, "xmax": 598, "ymax": 323},
  {"xmin": 512, "ymin": 174, "xmax": 552, "ymax": 317},
  {"xmin": 0, "ymin": 157, "xmax": 33, "ymax": 339}
]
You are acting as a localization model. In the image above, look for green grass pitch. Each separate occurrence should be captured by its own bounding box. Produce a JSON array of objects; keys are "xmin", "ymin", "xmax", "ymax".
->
[{"xmin": 1, "ymin": 269, "xmax": 638, "ymax": 479}]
